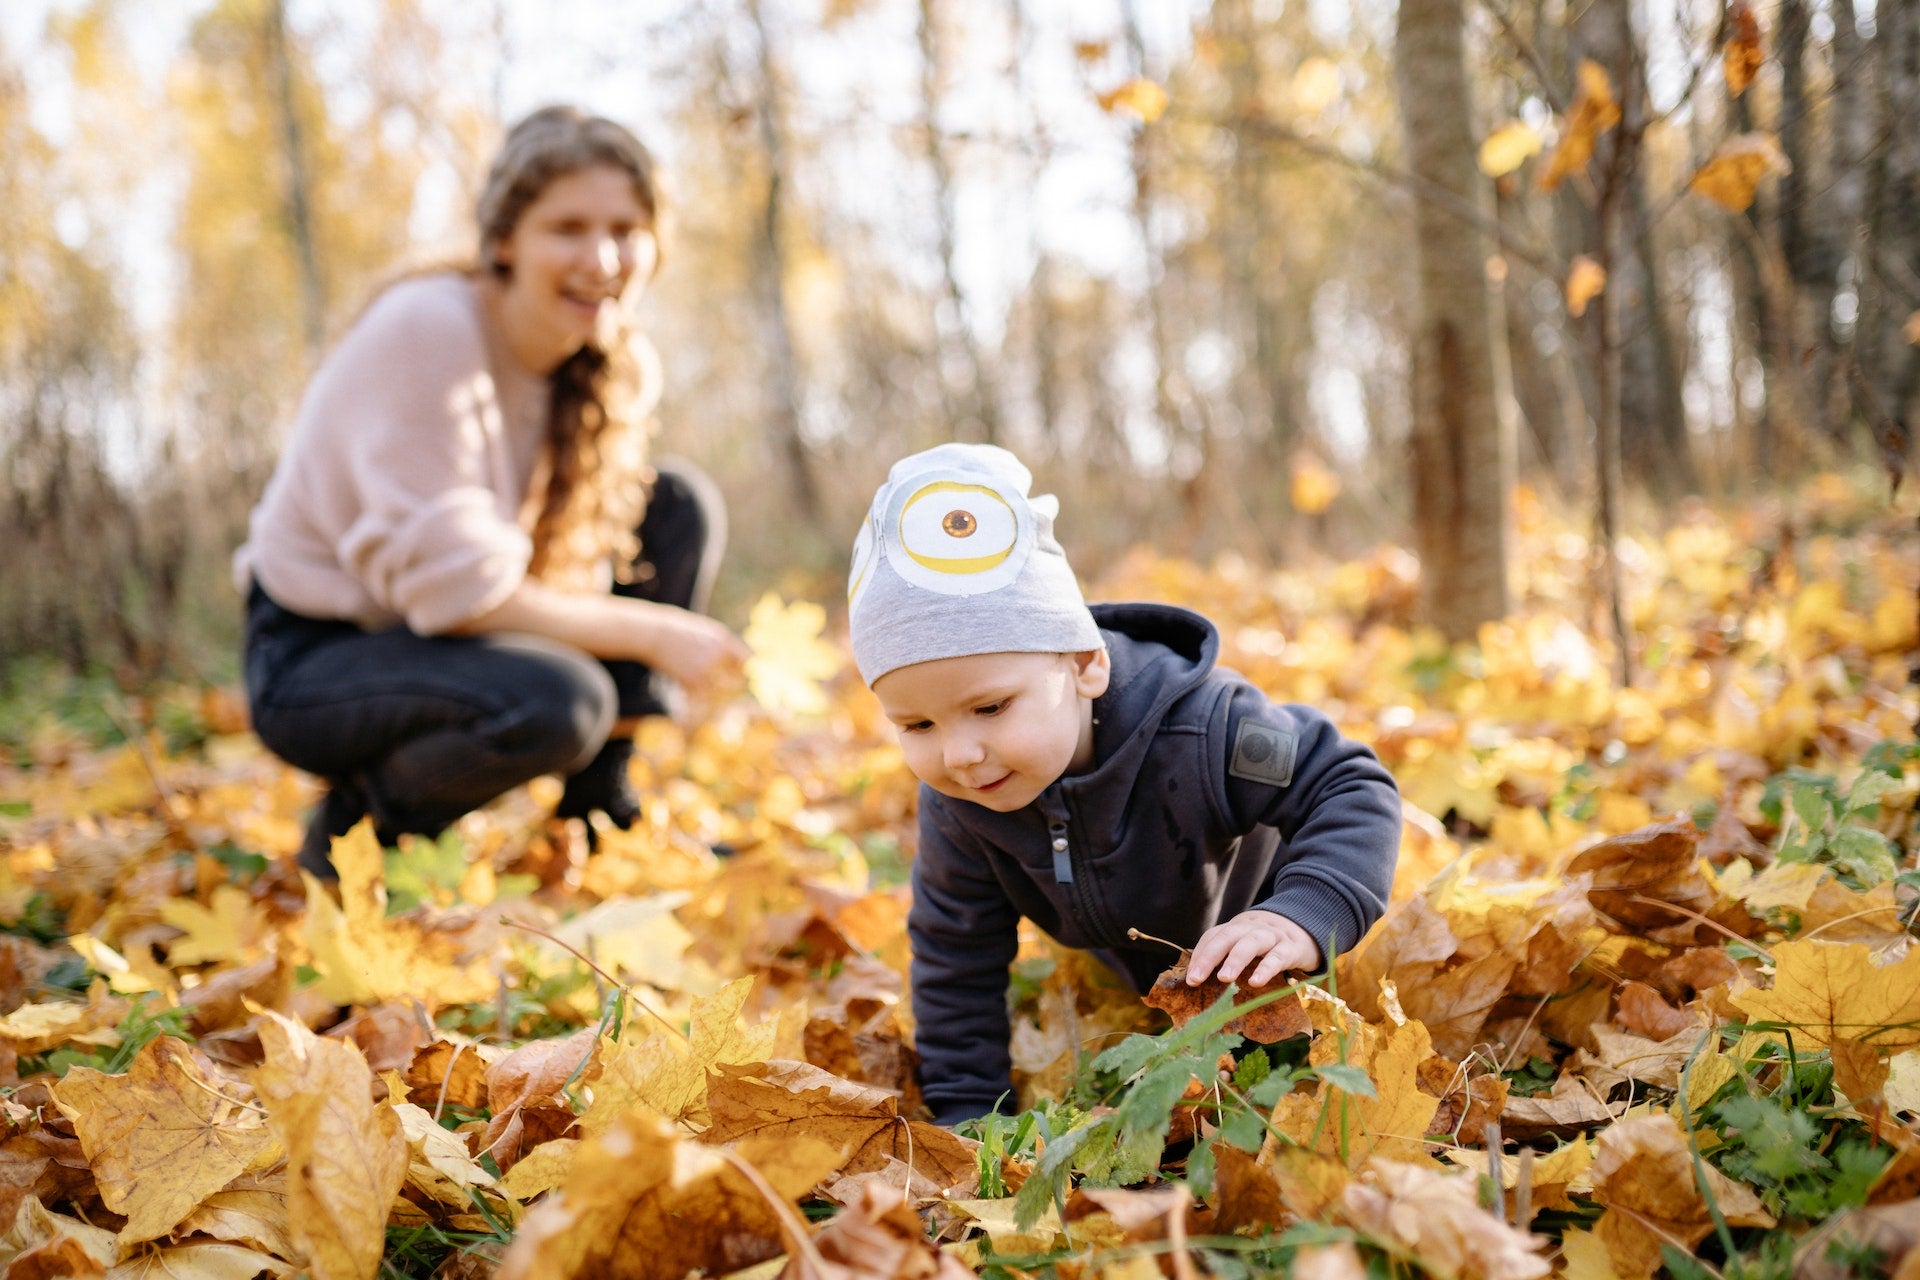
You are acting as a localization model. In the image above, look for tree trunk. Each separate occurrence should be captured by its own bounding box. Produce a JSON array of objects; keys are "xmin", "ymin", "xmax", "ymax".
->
[
  {"xmin": 265, "ymin": 0, "xmax": 324, "ymax": 356},
  {"xmin": 1394, "ymin": 0, "xmax": 1514, "ymax": 640},
  {"xmin": 744, "ymin": 0, "xmax": 822, "ymax": 523},
  {"xmin": 1009, "ymin": 0, "xmax": 1060, "ymax": 448},
  {"xmin": 916, "ymin": 0, "xmax": 1000, "ymax": 444},
  {"xmin": 1866, "ymin": 0, "xmax": 1920, "ymax": 459}
]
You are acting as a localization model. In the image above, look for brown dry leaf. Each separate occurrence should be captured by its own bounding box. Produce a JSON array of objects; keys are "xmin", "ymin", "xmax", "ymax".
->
[
  {"xmin": 1566, "ymin": 256, "xmax": 1607, "ymax": 318},
  {"xmin": 405, "ymin": 1040, "xmax": 492, "ymax": 1113},
  {"xmin": 1210, "ymin": 1140, "xmax": 1287, "ymax": 1234},
  {"xmin": 1270, "ymin": 1016, "xmax": 1440, "ymax": 1167},
  {"xmin": 1614, "ymin": 981, "xmax": 1695, "ymax": 1041},
  {"xmin": 1341, "ymin": 895, "xmax": 1518, "ymax": 1060},
  {"xmin": 1689, "ymin": 132, "xmax": 1791, "ymax": 213},
  {"xmin": 50, "ymin": 1036, "xmax": 280, "ymax": 1242},
  {"xmin": 704, "ymin": 1060, "xmax": 979, "ymax": 1190},
  {"xmin": 493, "ymin": 1109, "xmax": 837, "ymax": 1280},
  {"xmin": 1142, "ymin": 956, "xmax": 1310, "ymax": 1043},
  {"xmin": 1498, "ymin": 1074, "xmax": 1617, "ymax": 1142},
  {"xmin": 1537, "ymin": 61, "xmax": 1621, "ymax": 191},
  {"xmin": 1567, "ymin": 817, "xmax": 1728, "ymax": 944},
  {"xmin": 254, "ymin": 1010, "xmax": 409, "ymax": 1280},
  {"xmin": 1723, "ymin": 0, "xmax": 1763, "ymax": 95},
  {"xmin": 479, "ymin": 1028, "xmax": 597, "ymax": 1155},
  {"xmin": 0, "ymin": 1196, "xmax": 115, "ymax": 1276},
  {"xmin": 798, "ymin": 1182, "xmax": 975, "ymax": 1279},
  {"xmin": 301, "ymin": 823, "xmax": 496, "ymax": 1006},
  {"xmin": 583, "ymin": 977, "xmax": 779, "ymax": 1134},
  {"xmin": 1338, "ymin": 1157, "xmax": 1551, "ymax": 1280},
  {"xmin": 1590, "ymin": 1113, "xmax": 1772, "ymax": 1278},
  {"xmin": 1731, "ymin": 938, "xmax": 1920, "ymax": 1100},
  {"xmin": 1574, "ymin": 1023, "xmax": 1709, "ymax": 1093}
]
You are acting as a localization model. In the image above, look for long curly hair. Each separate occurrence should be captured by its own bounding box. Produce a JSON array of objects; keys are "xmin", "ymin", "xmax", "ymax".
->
[{"xmin": 475, "ymin": 105, "xmax": 668, "ymax": 585}]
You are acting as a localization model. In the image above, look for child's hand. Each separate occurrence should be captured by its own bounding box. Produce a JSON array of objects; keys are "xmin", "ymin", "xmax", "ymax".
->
[{"xmin": 1186, "ymin": 911, "xmax": 1320, "ymax": 988}]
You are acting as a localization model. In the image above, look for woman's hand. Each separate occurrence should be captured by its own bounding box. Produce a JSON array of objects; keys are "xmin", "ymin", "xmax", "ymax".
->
[
  {"xmin": 1185, "ymin": 910, "xmax": 1320, "ymax": 988},
  {"xmin": 643, "ymin": 607, "xmax": 748, "ymax": 690}
]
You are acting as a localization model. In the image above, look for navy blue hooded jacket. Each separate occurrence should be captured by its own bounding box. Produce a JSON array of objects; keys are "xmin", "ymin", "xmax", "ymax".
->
[{"xmin": 907, "ymin": 603, "xmax": 1401, "ymax": 1125}]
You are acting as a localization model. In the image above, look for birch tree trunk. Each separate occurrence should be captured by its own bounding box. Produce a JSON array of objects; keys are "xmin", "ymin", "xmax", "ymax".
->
[{"xmin": 1394, "ymin": 0, "xmax": 1514, "ymax": 640}]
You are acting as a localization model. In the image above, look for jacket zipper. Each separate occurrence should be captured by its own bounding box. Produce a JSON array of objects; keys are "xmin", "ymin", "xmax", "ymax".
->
[{"xmin": 1044, "ymin": 793, "xmax": 1117, "ymax": 949}]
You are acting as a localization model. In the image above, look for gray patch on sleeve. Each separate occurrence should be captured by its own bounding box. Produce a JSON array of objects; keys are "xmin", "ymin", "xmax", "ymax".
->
[{"xmin": 1228, "ymin": 720, "xmax": 1296, "ymax": 788}]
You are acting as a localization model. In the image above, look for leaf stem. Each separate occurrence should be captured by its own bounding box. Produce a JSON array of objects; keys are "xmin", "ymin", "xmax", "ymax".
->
[{"xmin": 498, "ymin": 916, "xmax": 687, "ymax": 1043}]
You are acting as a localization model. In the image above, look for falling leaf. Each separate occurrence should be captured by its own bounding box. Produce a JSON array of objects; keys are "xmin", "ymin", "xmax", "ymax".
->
[
  {"xmin": 253, "ymin": 1011, "xmax": 409, "ymax": 1280},
  {"xmin": 743, "ymin": 595, "xmax": 842, "ymax": 720},
  {"xmin": 704, "ymin": 1060, "xmax": 979, "ymax": 1189},
  {"xmin": 1723, "ymin": 0, "xmax": 1763, "ymax": 95},
  {"xmin": 1479, "ymin": 121, "xmax": 1543, "ymax": 178},
  {"xmin": 1565, "ymin": 256, "xmax": 1607, "ymax": 318},
  {"xmin": 1096, "ymin": 78, "xmax": 1169, "ymax": 123},
  {"xmin": 1537, "ymin": 61, "xmax": 1621, "ymax": 192},
  {"xmin": 1589, "ymin": 1113, "xmax": 1773, "ymax": 1277},
  {"xmin": 1290, "ymin": 459, "xmax": 1342, "ymax": 516},
  {"xmin": 1689, "ymin": 132, "xmax": 1791, "ymax": 212},
  {"xmin": 51, "ymin": 1036, "xmax": 280, "ymax": 1243}
]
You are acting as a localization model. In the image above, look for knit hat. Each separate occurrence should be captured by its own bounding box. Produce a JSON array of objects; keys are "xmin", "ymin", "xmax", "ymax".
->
[{"xmin": 848, "ymin": 443, "xmax": 1103, "ymax": 686}]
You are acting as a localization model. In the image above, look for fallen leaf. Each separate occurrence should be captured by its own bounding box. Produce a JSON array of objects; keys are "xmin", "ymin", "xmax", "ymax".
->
[
  {"xmin": 1567, "ymin": 816, "xmax": 1730, "ymax": 944},
  {"xmin": 159, "ymin": 884, "xmax": 271, "ymax": 966},
  {"xmin": 253, "ymin": 1011, "xmax": 409, "ymax": 1280},
  {"xmin": 1613, "ymin": 982, "xmax": 1696, "ymax": 1041},
  {"xmin": 583, "ymin": 977, "xmax": 778, "ymax": 1133},
  {"xmin": 1589, "ymin": 1113, "xmax": 1772, "ymax": 1277},
  {"xmin": 108, "ymin": 1243, "xmax": 294, "ymax": 1279},
  {"xmin": 1498, "ymin": 1074, "xmax": 1617, "ymax": 1142},
  {"xmin": 1731, "ymin": 938, "xmax": 1920, "ymax": 1100},
  {"xmin": 704, "ymin": 1060, "xmax": 979, "ymax": 1190},
  {"xmin": 174, "ymin": 1188, "xmax": 298, "ymax": 1262},
  {"xmin": 51, "ymin": 1036, "xmax": 280, "ymax": 1242},
  {"xmin": 0, "ymin": 1196, "xmax": 115, "ymax": 1277},
  {"xmin": 744, "ymin": 595, "xmax": 843, "ymax": 720},
  {"xmin": 1339, "ymin": 1157, "xmax": 1551, "ymax": 1280},
  {"xmin": 1143, "ymin": 958, "xmax": 1310, "ymax": 1043},
  {"xmin": 1291, "ymin": 460, "xmax": 1342, "ymax": 516},
  {"xmin": 1270, "ymin": 1016, "xmax": 1440, "ymax": 1166},
  {"xmin": 801, "ymin": 1182, "xmax": 975, "ymax": 1278}
]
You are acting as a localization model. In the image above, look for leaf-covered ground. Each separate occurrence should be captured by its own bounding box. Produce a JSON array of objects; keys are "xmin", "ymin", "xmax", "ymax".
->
[{"xmin": 0, "ymin": 476, "xmax": 1914, "ymax": 1280}]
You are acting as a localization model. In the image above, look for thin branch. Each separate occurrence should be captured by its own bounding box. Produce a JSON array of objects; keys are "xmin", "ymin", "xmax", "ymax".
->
[
  {"xmin": 1474, "ymin": 0, "xmax": 1566, "ymax": 113},
  {"xmin": 498, "ymin": 916, "xmax": 688, "ymax": 1043},
  {"xmin": 1623, "ymin": 895, "xmax": 1774, "ymax": 959}
]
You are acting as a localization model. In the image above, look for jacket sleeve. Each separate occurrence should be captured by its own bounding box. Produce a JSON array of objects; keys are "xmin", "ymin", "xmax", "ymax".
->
[
  {"xmin": 1215, "ymin": 684, "xmax": 1400, "ymax": 966},
  {"xmin": 908, "ymin": 793, "xmax": 1022, "ymax": 1127}
]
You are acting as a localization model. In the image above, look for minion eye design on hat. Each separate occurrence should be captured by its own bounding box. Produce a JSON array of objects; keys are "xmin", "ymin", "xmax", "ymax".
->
[
  {"xmin": 885, "ymin": 476, "xmax": 1033, "ymax": 596},
  {"xmin": 847, "ymin": 518, "xmax": 878, "ymax": 614}
]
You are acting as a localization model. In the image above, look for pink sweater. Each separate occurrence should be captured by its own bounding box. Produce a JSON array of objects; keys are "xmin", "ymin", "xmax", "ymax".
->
[{"xmin": 234, "ymin": 274, "xmax": 552, "ymax": 635}]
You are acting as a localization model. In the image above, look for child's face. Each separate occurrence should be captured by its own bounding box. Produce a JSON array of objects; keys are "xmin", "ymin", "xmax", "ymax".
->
[{"xmin": 872, "ymin": 650, "xmax": 1111, "ymax": 812}]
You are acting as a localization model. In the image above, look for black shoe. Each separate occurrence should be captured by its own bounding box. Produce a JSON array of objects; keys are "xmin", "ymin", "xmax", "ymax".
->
[
  {"xmin": 554, "ymin": 738, "xmax": 641, "ymax": 851},
  {"xmin": 297, "ymin": 783, "xmax": 368, "ymax": 880}
]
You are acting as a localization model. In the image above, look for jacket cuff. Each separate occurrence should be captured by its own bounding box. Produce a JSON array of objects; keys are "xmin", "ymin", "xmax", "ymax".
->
[{"xmin": 1254, "ymin": 873, "xmax": 1365, "ymax": 970}]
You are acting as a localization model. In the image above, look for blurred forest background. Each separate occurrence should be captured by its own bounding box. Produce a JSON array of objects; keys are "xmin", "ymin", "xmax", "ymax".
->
[{"xmin": 1, "ymin": 0, "xmax": 1915, "ymax": 681}]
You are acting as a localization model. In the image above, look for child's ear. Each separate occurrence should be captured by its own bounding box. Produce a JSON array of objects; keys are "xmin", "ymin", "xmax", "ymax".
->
[{"xmin": 1071, "ymin": 648, "xmax": 1111, "ymax": 698}]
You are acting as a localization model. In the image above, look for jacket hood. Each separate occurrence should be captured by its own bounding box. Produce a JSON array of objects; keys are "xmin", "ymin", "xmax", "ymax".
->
[{"xmin": 1074, "ymin": 602, "xmax": 1218, "ymax": 793}]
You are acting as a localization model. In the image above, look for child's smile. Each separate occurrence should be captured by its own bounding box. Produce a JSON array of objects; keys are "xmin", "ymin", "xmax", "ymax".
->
[{"xmin": 872, "ymin": 649, "xmax": 1110, "ymax": 812}]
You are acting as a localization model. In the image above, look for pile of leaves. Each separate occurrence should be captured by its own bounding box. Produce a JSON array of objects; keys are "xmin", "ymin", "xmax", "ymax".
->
[{"xmin": 0, "ymin": 473, "xmax": 1914, "ymax": 1280}]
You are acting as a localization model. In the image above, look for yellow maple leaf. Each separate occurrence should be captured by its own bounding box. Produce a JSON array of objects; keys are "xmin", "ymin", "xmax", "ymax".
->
[
  {"xmin": 582, "ymin": 975, "xmax": 779, "ymax": 1132},
  {"xmin": 52, "ymin": 1036, "xmax": 282, "ymax": 1243},
  {"xmin": 1689, "ymin": 132, "xmax": 1790, "ymax": 212},
  {"xmin": 742, "ymin": 593, "xmax": 843, "ymax": 720},
  {"xmin": 1478, "ymin": 120, "xmax": 1543, "ymax": 178},
  {"xmin": 301, "ymin": 823, "xmax": 495, "ymax": 1006},
  {"xmin": 1590, "ymin": 1113, "xmax": 1772, "ymax": 1277},
  {"xmin": 1731, "ymin": 938, "xmax": 1920, "ymax": 1099},
  {"xmin": 493, "ymin": 1109, "xmax": 839, "ymax": 1280},
  {"xmin": 160, "ymin": 883, "xmax": 271, "ymax": 966},
  {"xmin": 545, "ymin": 892, "xmax": 693, "ymax": 991},
  {"xmin": 392, "ymin": 1101, "xmax": 500, "ymax": 1209},
  {"xmin": 1270, "ymin": 1016, "xmax": 1441, "ymax": 1168},
  {"xmin": 253, "ymin": 1010, "xmax": 409, "ymax": 1280}
]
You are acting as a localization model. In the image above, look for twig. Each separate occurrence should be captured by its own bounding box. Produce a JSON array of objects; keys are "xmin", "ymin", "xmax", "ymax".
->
[
  {"xmin": 1797, "ymin": 905, "xmax": 1905, "ymax": 942},
  {"xmin": 1515, "ymin": 1146, "xmax": 1535, "ymax": 1229},
  {"xmin": 498, "ymin": 916, "xmax": 688, "ymax": 1043},
  {"xmin": 433, "ymin": 1040, "xmax": 471, "ymax": 1123},
  {"xmin": 1127, "ymin": 927, "xmax": 1188, "ymax": 955},
  {"xmin": 178, "ymin": 1067, "xmax": 269, "ymax": 1117},
  {"xmin": 716, "ymin": 1149, "xmax": 833, "ymax": 1274}
]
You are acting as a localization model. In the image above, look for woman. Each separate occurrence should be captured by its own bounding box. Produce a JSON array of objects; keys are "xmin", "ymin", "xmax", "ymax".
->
[{"xmin": 235, "ymin": 106, "xmax": 746, "ymax": 877}]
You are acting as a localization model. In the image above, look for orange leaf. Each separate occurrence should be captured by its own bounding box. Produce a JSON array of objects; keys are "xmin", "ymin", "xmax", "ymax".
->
[
  {"xmin": 1689, "ymin": 132, "xmax": 1790, "ymax": 212},
  {"xmin": 1723, "ymin": 0, "xmax": 1763, "ymax": 96},
  {"xmin": 1096, "ymin": 78, "xmax": 1169, "ymax": 123},
  {"xmin": 1566, "ymin": 256, "xmax": 1607, "ymax": 318},
  {"xmin": 1537, "ymin": 61, "xmax": 1621, "ymax": 191}
]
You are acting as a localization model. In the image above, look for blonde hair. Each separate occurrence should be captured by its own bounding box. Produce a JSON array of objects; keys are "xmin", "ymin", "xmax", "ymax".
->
[{"xmin": 475, "ymin": 105, "xmax": 669, "ymax": 585}]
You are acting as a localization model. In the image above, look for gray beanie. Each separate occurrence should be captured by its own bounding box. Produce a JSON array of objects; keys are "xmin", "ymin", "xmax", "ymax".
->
[{"xmin": 848, "ymin": 444, "xmax": 1104, "ymax": 686}]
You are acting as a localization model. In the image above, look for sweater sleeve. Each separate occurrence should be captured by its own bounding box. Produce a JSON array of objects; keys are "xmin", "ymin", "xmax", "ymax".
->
[
  {"xmin": 1215, "ymin": 686, "xmax": 1400, "ymax": 966},
  {"xmin": 908, "ymin": 793, "xmax": 1022, "ymax": 1127},
  {"xmin": 325, "ymin": 283, "xmax": 535, "ymax": 635}
]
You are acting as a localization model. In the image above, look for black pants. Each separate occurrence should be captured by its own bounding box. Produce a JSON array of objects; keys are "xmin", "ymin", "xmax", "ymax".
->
[{"xmin": 244, "ymin": 461, "xmax": 725, "ymax": 853}]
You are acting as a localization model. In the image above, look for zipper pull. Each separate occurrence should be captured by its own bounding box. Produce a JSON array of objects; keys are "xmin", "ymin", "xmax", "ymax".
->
[{"xmin": 1050, "ymin": 821, "xmax": 1073, "ymax": 884}]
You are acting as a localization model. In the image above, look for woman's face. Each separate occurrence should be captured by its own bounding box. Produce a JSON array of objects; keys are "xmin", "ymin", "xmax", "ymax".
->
[{"xmin": 492, "ymin": 163, "xmax": 657, "ymax": 373}]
